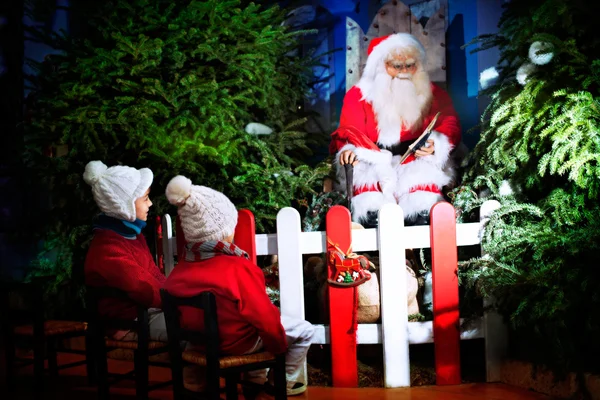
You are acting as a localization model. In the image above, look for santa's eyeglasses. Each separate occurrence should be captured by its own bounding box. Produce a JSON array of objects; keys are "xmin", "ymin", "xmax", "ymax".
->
[{"xmin": 386, "ymin": 61, "xmax": 417, "ymax": 71}]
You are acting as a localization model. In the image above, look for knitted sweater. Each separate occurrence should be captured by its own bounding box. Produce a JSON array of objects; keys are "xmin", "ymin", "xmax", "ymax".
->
[
  {"xmin": 85, "ymin": 229, "xmax": 166, "ymax": 320},
  {"xmin": 163, "ymin": 254, "xmax": 287, "ymax": 355}
]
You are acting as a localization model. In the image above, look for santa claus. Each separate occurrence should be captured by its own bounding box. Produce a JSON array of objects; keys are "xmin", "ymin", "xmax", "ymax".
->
[{"xmin": 330, "ymin": 33, "xmax": 461, "ymax": 226}]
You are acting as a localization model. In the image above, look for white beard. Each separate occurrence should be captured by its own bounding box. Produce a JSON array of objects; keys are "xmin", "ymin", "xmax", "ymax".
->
[{"xmin": 365, "ymin": 70, "xmax": 433, "ymax": 147}]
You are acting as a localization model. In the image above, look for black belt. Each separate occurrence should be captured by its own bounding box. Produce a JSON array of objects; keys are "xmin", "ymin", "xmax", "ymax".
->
[{"xmin": 378, "ymin": 139, "xmax": 416, "ymax": 156}]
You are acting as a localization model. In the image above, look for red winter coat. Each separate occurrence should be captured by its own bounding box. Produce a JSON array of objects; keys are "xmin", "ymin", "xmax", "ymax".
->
[
  {"xmin": 85, "ymin": 229, "xmax": 166, "ymax": 320},
  {"xmin": 163, "ymin": 254, "xmax": 287, "ymax": 356}
]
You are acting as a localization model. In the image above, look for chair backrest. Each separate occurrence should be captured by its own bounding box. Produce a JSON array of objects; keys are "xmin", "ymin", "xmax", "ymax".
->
[
  {"xmin": 160, "ymin": 289, "xmax": 220, "ymax": 365},
  {"xmin": 85, "ymin": 286, "xmax": 147, "ymax": 333}
]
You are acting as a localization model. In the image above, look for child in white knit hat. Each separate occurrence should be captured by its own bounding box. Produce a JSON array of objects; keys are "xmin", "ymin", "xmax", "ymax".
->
[
  {"xmin": 163, "ymin": 175, "xmax": 315, "ymax": 396},
  {"xmin": 83, "ymin": 160, "xmax": 167, "ymax": 342}
]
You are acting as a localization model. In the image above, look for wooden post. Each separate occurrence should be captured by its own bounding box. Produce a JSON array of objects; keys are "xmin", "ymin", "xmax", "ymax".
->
[
  {"xmin": 276, "ymin": 207, "xmax": 307, "ymax": 385},
  {"xmin": 378, "ymin": 204, "xmax": 410, "ymax": 387},
  {"xmin": 430, "ymin": 202, "xmax": 461, "ymax": 385},
  {"xmin": 234, "ymin": 209, "xmax": 257, "ymax": 264},
  {"xmin": 326, "ymin": 206, "xmax": 358, "ymax": 387}
]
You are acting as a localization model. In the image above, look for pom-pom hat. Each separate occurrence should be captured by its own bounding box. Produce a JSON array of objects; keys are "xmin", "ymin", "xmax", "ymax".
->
[{"xmin": 165, "ymin": 175, "xmax": 238, "ymax": 243}]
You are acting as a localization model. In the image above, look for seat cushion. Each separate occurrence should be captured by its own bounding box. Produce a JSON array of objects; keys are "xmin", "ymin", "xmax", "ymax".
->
[
  {"xmin": 105, "ymin": 339, "xmax": 168, "ymax": 350},
  {"xmin": 182, "ymin": 350, "xmax": 275, "ymax": 368},
  {"xmin": 14, "ymin": 320, "xmax": 88, "ymax": 336}
]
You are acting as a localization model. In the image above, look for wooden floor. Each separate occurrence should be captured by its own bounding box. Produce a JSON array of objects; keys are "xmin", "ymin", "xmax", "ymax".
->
[{"xmin": 0, "ymin": 353, "xmax": 553, "ymax": 400}]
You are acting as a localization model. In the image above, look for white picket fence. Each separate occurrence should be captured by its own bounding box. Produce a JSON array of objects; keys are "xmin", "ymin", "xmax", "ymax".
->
[{"xmin": 160, "ymin": 200, "xmax": 506, "ymax": 388}]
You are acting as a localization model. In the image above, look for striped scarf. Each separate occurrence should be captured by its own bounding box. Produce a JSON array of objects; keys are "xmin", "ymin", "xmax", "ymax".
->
[{"xmin": 184, "ymin": 240, "xmax": 249, "ymax": 262}]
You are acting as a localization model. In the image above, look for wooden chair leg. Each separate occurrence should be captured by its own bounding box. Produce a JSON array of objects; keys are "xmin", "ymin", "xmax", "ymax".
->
[
  {"xmin": 85, "ymin": 331, "xmax": 96, "ymax": 385},
  {"xmin": 225, "ymin": 373, "xmax": 239, "ymax": 400},
  {"xmin": 33, "ymin": 335, "xmax": 45, "ymax": 392},
  {"xmin": 95, "ymin": 338, "xmax": 110, "ymax": 400},
  {"xmin": 170, "ymin": 359, "xmax": 186, "ymax": 400},
  {"xmin": 3, "ymin": 329, "xmax": 16, "ymax": 391},
  {"xmin": 134, "ymin": 348, "xmax": 149, "ymax": 400},
  {"xmin": 242, "ymin": 384, "xmax": 260, "ymax": 400},
  {"xmin": 273, "ymin": 355, "xmax": 288, "ymax": 400},
  {"xmin": 206, "ymin": 366, "xmax": 220, "ymax": 400},
  {"xmin": 47, "ymin": 337, "xmax": 59, "ymax": 378}
]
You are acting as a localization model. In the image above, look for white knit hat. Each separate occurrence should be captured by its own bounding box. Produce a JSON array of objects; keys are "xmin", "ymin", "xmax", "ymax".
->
[
  {"xmin": 165, "ymin": 175, "xmax": 238, "ymax": 243},
  {"xmin": 83, "ymin": 161, "xmax": 153, "ymax": 222}
]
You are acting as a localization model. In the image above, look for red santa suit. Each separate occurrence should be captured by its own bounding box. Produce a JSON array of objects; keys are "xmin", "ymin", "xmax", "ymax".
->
[{"xmin": 330, "ymin": 33, "xmax": 461, "ymax": 223}]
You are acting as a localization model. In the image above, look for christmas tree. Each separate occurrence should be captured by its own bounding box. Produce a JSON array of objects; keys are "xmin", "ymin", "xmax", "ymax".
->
[
  {"xmin": 23, "ymin": 0, "xmax": 329, "ymax": 297},
  {"xmin": 454, "ymin": 0, "xmax": 600, "ymax": 372}
]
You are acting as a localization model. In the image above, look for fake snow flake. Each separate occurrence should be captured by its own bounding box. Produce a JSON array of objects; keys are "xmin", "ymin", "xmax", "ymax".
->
[
  {"xmin": 499, "ymin": 180, "xmax": 514, "ymax": 196},
  {"xmin": 273, "ymin": 171, "xmax": 294, "ymax": 178},
  {"xmin": 516, "ymin": 62, "xmax": 536, "ymax": 85},
  {"xmin": 245, "ymin": 122, "xmax": 273, "ymax": 135},
  {"xmin": 528, "ymin": 41, "xmax": 554, "ymax": 65},
  {"xmin": 479, "ymin": 67, "xmax": 499, "ymax": 89}
]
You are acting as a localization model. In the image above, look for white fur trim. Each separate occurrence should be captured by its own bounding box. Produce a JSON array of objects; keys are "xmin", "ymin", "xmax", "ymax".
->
[
  {"xmin": 359, "ymin": 34, "xmax": 426, "ymax": 87},
  {"xmin": 354, "ymin": 146, "xmax": 392, "ymax": 165},
  {"xmin": 336, "ymin": 143, "xmax": 391, "ymax": 166},
  {"xmin": 395, "ymin": 159, "xmax": 453, "ymax": 197},
  {"xmin": 418, "ymin": 131, "xmax": 454, "ymax": 168},
  {"xmin": 394, "ymin": 132, "xmax": 455, "ymax": 197},
  {"xmin": 334, "ymin": 144, "xmax": 396, "ymax": 195},
  {"xmin": 397, "ymin": 191, "xmax": 444, "ymax": 220},
  {"xmin": 351, "ymin": 191, "xmax": 395, "ymax": 223}
]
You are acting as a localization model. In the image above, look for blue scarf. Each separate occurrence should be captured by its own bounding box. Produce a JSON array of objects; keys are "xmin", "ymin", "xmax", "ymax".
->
[{"xmin": 93, "ymin": 214, "xmax": 147, "ymax": 239}]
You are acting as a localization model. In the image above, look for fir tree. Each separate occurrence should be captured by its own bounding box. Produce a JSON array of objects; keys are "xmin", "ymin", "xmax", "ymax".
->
[
  {"xmin": 455, "ymin": 0, "xmax": 600, "ymax": 373},
  {"xmin": 22, "ymin": 0, "xmax": 329, "ymax": 298}
]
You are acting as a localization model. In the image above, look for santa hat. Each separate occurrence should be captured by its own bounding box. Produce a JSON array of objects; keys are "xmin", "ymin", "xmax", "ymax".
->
[
  {"xmin": 361, "ymin": 33, "xmax": 426, "ymax": 83},
  {"xmin": 83, "ymin": 161, "xmax": 153, "ymax": 222},
  {"xmin": 165, "ymin": 175, "xmax": 238, "ymax": 243}
]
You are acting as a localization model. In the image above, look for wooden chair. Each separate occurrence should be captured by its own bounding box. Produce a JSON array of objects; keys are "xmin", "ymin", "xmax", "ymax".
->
[
  {"xmin": 0, "ymin": 278, "xmax": 91, "ymax": 392},
  {"xmin": 160, "ymin": 289, "xmax": 287, "ymax": 400},
  {"xmin": 86, "ymin": 286, "xmax": 170, "ymax": 400}
]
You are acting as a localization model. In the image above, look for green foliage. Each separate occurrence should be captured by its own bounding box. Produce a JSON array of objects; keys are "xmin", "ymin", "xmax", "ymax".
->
[
  {"xmin": 23, "ymin": 0, "xmax": 328, "ymax": 296},
  {"xmin": 456, "ymin": 0, "xmax": 600, "ymax": 373}
]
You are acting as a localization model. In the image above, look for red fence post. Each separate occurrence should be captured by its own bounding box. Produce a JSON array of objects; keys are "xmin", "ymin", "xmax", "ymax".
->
[
  {"xmin": 430, "ymin": 202, "xmax": 461, "ymax": 385},
  {"xmin": 234, "ymin": 209, "xmax": 257, "ymax": 264},
  {"xmin": 326, "ymin": 206, "xmax": 358, "ymax": 387}
]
